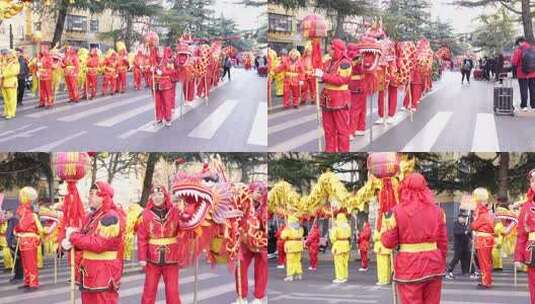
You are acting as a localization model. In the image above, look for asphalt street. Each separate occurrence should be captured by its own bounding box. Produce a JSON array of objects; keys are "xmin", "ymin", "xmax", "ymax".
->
[
  {"xmin": 268, "ymin": 252, "xmax": 530, "ymax": 304},
  {"xmin": 0, "ymin": 68, "xmax": 267, "ymax": 152},
  {"xmin": 0, "ymin": 255, "xmax": 254, "ymax": 304},
  {"xmin": 268, "ymin": 71, "xmax": 535, "ymax": 152}
]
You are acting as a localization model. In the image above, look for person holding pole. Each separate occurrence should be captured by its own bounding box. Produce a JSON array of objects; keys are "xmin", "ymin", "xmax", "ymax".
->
[
  {"xmin": 305, "ymin": 222, "xmax": 320, "ymax": 271},
  {"xmin": 62, "ymin": 181, "xmax": 125, "ymax": 304},
  {"xmin": 329, "ymin": 212, "xmax": 351, "ymax": 283},
  {"xmin": 274, "ymin": 49, "xmax": 304, "ymax": 109},
  {"xmin": 357, "ymin": 219, "xmax": 371, "ymax": 272},
  {"xmin": 347, "ymin": 42, "xmax": 368, "ymax": 138},
  {"xmin": 381, "ymin": 173, "xmax": 448, "ymax": 304},
  {"xmin": 6, "ymin": 209, "xmax": 23, "ymax": 283},
  {"xmin": 275, "ymin": 223, "xmax": 286, "ymax": 269},
  {"xmin": 514, "ymin": 169, "xmax": 535, "ymax": 303},
  {"xmin": 137, "ymin": 186, "xmax": 181, "ymax": 304},
  {"xmin": 281, "ymin": 215, "xmax": 304, "ymax": 281},
  {"xmin": 314, "ymin": 39, "xmax": 352, "ymax": 152},
  {"xmin": 470, "ymin": 187, "xmax": 495, "ymax": 289},
  {"xmin": 301, "ymin": 45, "xmax": 316, "ymax": 105}
]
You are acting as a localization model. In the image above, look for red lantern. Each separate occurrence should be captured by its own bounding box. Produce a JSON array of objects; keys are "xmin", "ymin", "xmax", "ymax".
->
[
  {"xmin": 301, "ymin": 14, "xmax": 327, "ymax": 70},
  {"xmin": 367, "ymin": 152, "xmax": 400, "ymax": 178}
]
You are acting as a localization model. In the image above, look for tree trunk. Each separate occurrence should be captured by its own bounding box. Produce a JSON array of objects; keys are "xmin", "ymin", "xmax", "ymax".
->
[
  {"xmin": 52, "ymin": 0, "xmax": 69, "ymax": 47},
  {"xmin": 497, "ymin": 152, "xmax": 510, "ymax": 204},
  {"xmin": 140, "ymin": 153, "xmax": 158, "ymax": 207},
  {"xmin": 334, "ymin": 12, "xmax": 346, "ymax": 39},
  {"xmin": 522, "ymin": 0, "xmax": 534, "ymax": 42},
  {"xmin": 125, "ymin": 14, "xmax": 133, "ymax": 52}
]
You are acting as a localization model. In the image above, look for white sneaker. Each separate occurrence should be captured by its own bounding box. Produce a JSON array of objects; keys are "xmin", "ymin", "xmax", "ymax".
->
[
  {"xmin": 153, "ymin": 120, "xmax": 162, "ymax": 127},
  {"xmin": 355, "ymin": 131, "xmax": 366, "ymax": 136},
  {"xmin": 522, "ymin": 107, "xmax": 528, "ymax": 112},
  {"xmin": 283, "ymin": 276, "xmax": 294, "ymax": 282},
  {"xmin": 276, "ymin": 265, "xmax": 285, "ymax": 269},
  {"xmin": 445, "ymin": 272, "xmax": 455, "ymax": 280},
  {"xmin": 333, "ymin": 279, "xmax": 344, "ymax": 284},
  {"xmin": 358, "ymin": 267, "xmax": 368, "ymax": 272},
  {"xmin": 164, "ymin": 120, "xmax": 172, "ymax": 127},
  {"xmin": 374, "ymin": 118, "xmax": 385, "ymax": 125},
  {"xmin": 231, "ymin": 298, "xmax": 248, "ymax": 304},
  {"xmin": 295, "ymin": 274, "xmax": 302, "ymax": 280},
  {"xmin": 386, "ymin": 117, "xmax": 394, "ymax": 124},
  {"xmin": 308, "ymin": 266, "xmax": 314, "ymax": 270},
  {"xmin": 376, "ymin": 282, "xmax": 389, "ymax": 286},
  {"xmin": 250, "ymin": 298, "xmax": 265, "ymax": 304},
  {"xmin": 400, "ymin": 106, "xmax": 407, "ymax": 112}
]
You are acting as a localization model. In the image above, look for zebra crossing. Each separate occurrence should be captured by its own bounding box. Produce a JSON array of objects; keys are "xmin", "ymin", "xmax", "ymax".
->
[
  {"xmin": 268, "ymin": 71, "xmax": 535, "ymax": 152},
  {"xmin": 0, "ymin": 68, "xmax": 267, "ymax": 151},
  {"xmin": 0, "ymin": 257, "xmax": 251, "ymax": 304}
]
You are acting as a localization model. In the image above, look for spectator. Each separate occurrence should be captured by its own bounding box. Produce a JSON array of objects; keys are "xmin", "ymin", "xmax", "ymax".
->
[
  {"xmin": 222, "ymin": 55, "xmax": 232, "ymax": 81},
  {"xmin": 461, "ymin": 56, "xmax": 474, "ymax": 85},
  {"xmin": 512, "ymin": 36, "xmax": 535, "ymax": 111},
  {"xmin": 16, "ymin": 48, "xmax": 29, "ymax": 106},
  {"xmin": 6, "ymin": 209, "xmax": 23, "ymax": 282},
  {"xmin": 495, "ymin": 54, "xmax": 505, "ymax": 83},
  {"xmin": 254, "ymin": 56, "xmax": 260, "ymax": 70},
  {"xmin": 446, "ymin": 215, "xmax": 472, "ymax": 279}
]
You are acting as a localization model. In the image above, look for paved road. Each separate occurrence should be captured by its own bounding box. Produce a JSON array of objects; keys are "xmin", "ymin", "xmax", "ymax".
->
[
  {"xmin": 268, "ymin": 71, "xmax": 535, "ymax": 152},
  {"xmin": 268, "ymin": 252, "xmax": 530, "ymax": 304},
  {"xmin": 0, "ymin": 255, "xmax": 253, "ymax": 304},
  {"xmin": 0, "ymin": 68, "xmax": 267, "ymax": 152}
]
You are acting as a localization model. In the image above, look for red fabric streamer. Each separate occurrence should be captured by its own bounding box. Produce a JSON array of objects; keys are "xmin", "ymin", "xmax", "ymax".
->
[
  {"xmin": 312, "ymin": 38, "xmax": 323, "ymax": 69},
  {"xmin": 57, "ymin": 181, "xmax": 85, "ymax": 242},
  {"xmin": 377, "ymin": 178, "xmax": 398, "ymax": 231}
]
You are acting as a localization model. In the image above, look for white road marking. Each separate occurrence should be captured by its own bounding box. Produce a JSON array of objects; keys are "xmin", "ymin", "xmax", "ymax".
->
[
  {"xmin": 472, "ymin": 113, "xmax": 500, "ymax": 152},
  {"xmin": 269, "ymin": 113, "xmax": 318, "ymax": 134},
  {"xmin": 28, "ymin": 131, "xmax": 87, "ymax": 151},
  {"xmin": 188, "ymin": 99, "xmax": 239, "ymax": 139},
  {"xmin": 58, "ymin": 95, "xmax": 148, "ymax": 122},
  {"xmin": 351, "ymin": 111, "xmax": 410, "ymax": 151},
  {"xmin": 0, "ymin": 126, "xmax": 47, "ymax": 143},
  {"xmin": 0, "ymin": 124, "xmax": 33, "ymax": 137},
  {"xmin": 25, "ymin": 95, "xmax": 118, "ymax": 118},
  {"xmin": 269, "ymin": 128, "xmax": 319, "ymax": 152},
  {"xmin": 247, "ymin": 102, "xmax": 267, "ymax": 146},
  {"xmin": 95, "ymin": 103, "xmax": 154, "ymax": 127},
  {"xmin": 402, "ymin": 111, "xmax": 453, "ymax": 152}
]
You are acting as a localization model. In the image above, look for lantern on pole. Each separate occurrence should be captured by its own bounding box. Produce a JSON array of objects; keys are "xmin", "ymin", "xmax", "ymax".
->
[{"xmin": 367, "ymin": 152, "xmax": 400, "ymax": 231}]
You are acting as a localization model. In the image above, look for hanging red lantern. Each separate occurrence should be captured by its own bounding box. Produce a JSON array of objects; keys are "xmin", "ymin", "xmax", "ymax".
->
[
  {"xmin": 301, "ymin": 14, "xmax": 327, "ymax": 69},
  {"xmin": 367, "ymin": 152, "xmax": 400, "ymax": 178}
]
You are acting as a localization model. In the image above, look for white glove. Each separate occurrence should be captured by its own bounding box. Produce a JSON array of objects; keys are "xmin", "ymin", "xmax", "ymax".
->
[
  {"xmin": 514, "ymin": 261, "xmax": 525, "ymax": 269},
  {"xmin": 65, "ymin": 226, "xmax": 79, "ymax": 240},
  {"xmin": 36, "ymin": 72, "xmax": 40, "ymax": 78},
  {"xmin": 299, "ymin": 81, "xmax": 304, "ymax": 86},
  {"xmin": 139, "ymin": 260, "xmax": 147, "ymax": 267},
  {"xmin": 314, "ymin": 68, "xmax": 323, "ymax": 78},
  {"xmin": 157, "ymin": 69, "xmax": 163, "ymax": 76},
  {"xmin": 61, "ymin": 238, "xmax": 72, "ymax": 250}
]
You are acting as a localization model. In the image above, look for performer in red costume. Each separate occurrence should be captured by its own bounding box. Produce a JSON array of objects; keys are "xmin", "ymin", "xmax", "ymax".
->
[
  {"xmin": 347, "ymin": 42, "xmax": 368, "ymax": 138},
  {"xmin": 305, "ymin": 222, "xmax": 320, "ymax": 271},
  {"xmin": 234, "ymin": 182, "xmax": 268, "ymax": 304},
  {"xmin": 153, "ymin": 47, "xmax": 176, "ymax": 127},
  {"xmin": 144, "ymin": 55, "xmax": 153, "ymax": 89},
  {"xmin": 471, "ymin": 188, "xmax": 495, "ymax": 288},
  {"xmin": 116, "ymin": 48, "xmax": 129, "ymax": 94},
  {"xmin": 14, "ymin": 187, "xmax": 43, "ymax": 291},
  {"xmin": 85, "ymin": 48, "xmax": 100, "ymax": 99},
  {"xmin": 275, "ymin": 224, "xmax": 286, "ymax": 269},
  {"xmin": 275, "ymin": 49, "xmax": 304, "ymax": 109},
  {"xmin": 315, "ymin": 39, "xmax": 352, "ymax": 152},
  {"xmin": 137, "ymin": 186, "xmax": 181, "ymax": 304},
  {"xmin": 62, "ymin": 181, "xmax": 125, "ymax": 304},
  {"xmin": 301, "ymin": 46, "xmax": 316, "ymax": 105},
  {"xmin": 515, "ymin": 169, "xmax": 535, "ymax": 303},
  {"xmin": 175, "ymin": 43, "xmax": 195, "ymax": 102},
  {"xmin": 102, "ymin": 52, "xmax": 118, "ymax": 96},
  {"xmin": 357, "ymin": 219, "xmax": 371, "ymax": 271},
  {"xmin": 381, "ymin": 173, "xmax": 448, "ymax": 304},
  {"xmin": 133, "ymin": 49, "xmax": 145, "ymax": 91},
  {"xmin": 63, "ymin": 46, "xmax": 80, "ymax": 102},
  {"xmin": 403, "ymin": 67, "xmax": 424, "ymax": 111},
  {"xmin": 36, "ymin": 45, "xmax": 53, "ymax": 108}
]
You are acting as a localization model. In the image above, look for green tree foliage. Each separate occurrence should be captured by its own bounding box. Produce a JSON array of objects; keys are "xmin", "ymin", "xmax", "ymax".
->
[
  {"xmin": 0, "ymin": 153, "xmax": 53, "ymax": 199},
  {"xmin": 471, "ymin": 8, "xmax": 516, "ymax": 55}
]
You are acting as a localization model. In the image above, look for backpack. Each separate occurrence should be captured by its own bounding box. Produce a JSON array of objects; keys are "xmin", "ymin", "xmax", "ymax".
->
[{"xmin": 521, "ymin": 45, "xmax": 535, "ymax": 73}]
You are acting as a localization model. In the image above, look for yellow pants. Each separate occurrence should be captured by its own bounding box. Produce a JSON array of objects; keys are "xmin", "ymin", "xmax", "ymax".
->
[
  {"xmin": 275, "ymin": 75, "xmax": 284, "ymax": 96},
  {"xmin": 2, "ymin": 87, "xmax": 17, "ymax": 118},
  {"xmin": 286, "ymin": 252, "xmax": 303, "ymax": 277},
  {"xmin": 492, "ymin": 247, "xmax": 503, "ymax": 269},
  {"xmin": 376, "ymin": 254, "xmax": 392, "ymax": 284},
  {"xmin": 2, "ymin": 246, "xmax": 13, "ymax": 270},
  {"xmin": 334, "ymin": 252, "xmax": 349, "ymax": 280},
  {"xmin": 37, "ymin": 245, "xmax": 43, "ymax": 269}
]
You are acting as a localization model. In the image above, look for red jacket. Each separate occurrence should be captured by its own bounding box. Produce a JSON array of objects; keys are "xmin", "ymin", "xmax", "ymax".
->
[
  {"xmin": 86, "ymin": 55, "xmax": 99, "ymax": 76},
  {"xmin": 275, "ymin": 226, "xmax": 285, "ymax": 250},
  {"xmin": 155, "ymin": 58, "xmax": 176, "ymax": 91},
  {"xmin": 321, "ymin": 57, "xmax": 352, "ymax": 109},
  {"xmin": 37, "ymin": 55, "xmax": 53, "ymax": 81},
  {"xmin": 512, "ymin": 42, "xmax": 535, "ymax": 79},
  {"xmin": 305, "ymin": 225, "xmax": 320, "ymax": 251},
  {"xmin": 275, "ymin": 58, "xmax": 304, "ymax": 86},
  {"xmin": 117, "ymin": 51, "xmax": 129, "ymax": 73},
  {"xmin": 70, "ymin": 208, "xmax": 125, "ymax": 292},
  {"xmin": 14, "ymin": 205, "xmax": 41, "ymax": 251},
  {"xmin": 349, "ymin": 63, "xmax": 368, "ymax": 94},
  {"xmin": 63, "ymin": 54, "xmax": 79, "ymax": 78},
  {"xmin": 137, "ymin": 206, "xmax": 181, "ymax": 264},
  {"xmin": 471, "ymin": 203, "xmax": 495, "ymax": 249},
  {"xmin": 515, "ymin": 197, "xmax": 535, "ymax": 264},
  {"xmin": 358, "ymin": 222, "xmax": 371, "ymax": 251}
]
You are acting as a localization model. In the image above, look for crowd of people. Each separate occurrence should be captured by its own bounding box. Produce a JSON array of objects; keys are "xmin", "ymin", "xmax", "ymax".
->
[
  {"xmin": 0, "ymin": 171, "xmax": 268, "ymax": 304},
  {"xmin": 270, "ymin": 167, "xmax": 535, "ymax": 304}
]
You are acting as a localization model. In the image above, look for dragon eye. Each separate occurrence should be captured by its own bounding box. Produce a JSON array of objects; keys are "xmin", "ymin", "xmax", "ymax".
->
[{"xmin": 202, "ymin": 176, "xmax": 218, "ymax": 186}]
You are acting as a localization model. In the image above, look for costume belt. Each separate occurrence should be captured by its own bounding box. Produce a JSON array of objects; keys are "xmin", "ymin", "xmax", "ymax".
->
[
  {"xmin": 399, "ymin": 242, "xmax": 437, "ymax": 253},
  {"xmin": 287, "ymin": 238, "xmax": 303, "ymax": 241},
  {"xmin": 16, "ymin": 232, "xmax": 39, "ymax": 238},
  {"xmin": 286, "ymin": 72, "xmax": 299, "ymax": 77},
  {"xmin": 82, "ymin": 250, "xmax": 118, "ymax": 260},
  {"xmin": 336, "ymin": 238, "xmax": 350, "ymax": 241},
  {"xmin": 351, "ymin": 75, "xmax": 363, "ymax": 80},
  {"xmin": 474, "ymin": 232, "xmax": 494, "ymax": 238},
  {"xmin": 324, "ymin": 84, "xmax": 348, "ymax": 91},
  {"xmin": 529, "ymin": 232, "xmax": 535, "ymax": 241},
  {"xmin": 148, "ymin": 237, "xmax": 177, "ymax": 245}
]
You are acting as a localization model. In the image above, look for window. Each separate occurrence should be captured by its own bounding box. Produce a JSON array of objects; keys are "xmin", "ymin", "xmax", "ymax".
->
[
  {"xmin": 89, "ymin": 20, "xmax": 99, "ymax": 33},
  {"xmin": 268, "ymin": 13, "xmax": 292, "ymax": 33},
  {"xmin": 65, "ymin": 15, "xmax": 87, "ymax": 32}
]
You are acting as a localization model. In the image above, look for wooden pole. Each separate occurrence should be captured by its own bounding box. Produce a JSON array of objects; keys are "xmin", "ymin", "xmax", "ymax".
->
[
  {"xmin": 54, "ymin": 251, "xmax": 58, "ymax": 284},
  {"xmin": 70, "ymin": 248, "xmax": 75, "ymax": 304},
  {"xmin": 315, "ymin": 77, "xmax": 323, "ymax": 151},
  {"xmin": 193, "ymin": 239, "xmax": 199, "ymax": 304},
  {"xmin": 11, "ymin": 240, "xmax": 19, "ymax": 277}
]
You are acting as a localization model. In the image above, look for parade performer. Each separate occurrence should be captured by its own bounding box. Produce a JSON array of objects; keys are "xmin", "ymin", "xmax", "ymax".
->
[
  {"xmin": 301, "ymin": 45, "xmax": 316, "ymax": 105},
  {"xmin": 281, "ymin": 215, "xmax": 304, "ymax": 281},
  {"xmin": 470, "ymin": 187, "xmax": 495, "ymax": 288},
  {"xmin": 123, "ymin": 203, "xmax": 143, "ymax": 261},
  {"xmin": 273, "ymin": 49, "xmax": 286, "ymax": 97},
  {"xmin": 234, "ymin": 181, "xmax": 268, "ymax": 304},
  {"xmin": 274, "ymin": 48, "xmax": 304, "ymax": 109},
  {"xmin": 347, "ymin": 42, "xmax": 368, "ymax": 137},
  {"xmin": 175, "ymin": 42, "xmax": 195, "ymax": 102},
  {"xmin": 373, "ymin": 229, "xmax": 392, "ymax": 285},
  {"xmin": 62, "ymin": 46, "xmax": 80, "ymax": 103},
  {"xmin": 492, "ymin": 219, "xmax": 506, "ymax": 270},
  {"xmin": 357, "ymin": 219, "xmax": 371, "ymax": 271},
  {"xmin": 0, "ymin": 210, "xmax": 14, "ymax": 270},
  {"xmin": 62, "ymin": 181, "xmax": 126, "ymax": 304},
  {"xmin": 330, "ymin": 212, "xmax": 351, "ymax": 283},
  {"xmin": 133, "ymin": 49, "xmax": 145, "ymax": 91},
  {"xmin": 77, "ymin": 48, "xmax": 89, "ymax": 98},
  {"xmin": 153, "ymin": 47, "xmax": 176, "ymax": 127},
  {"xmin": 14, "ymin": 187, "xmax": 43, "ymax": 291},
  {"xmin": 305, "ymin": 222, "xmax": 320, "ymax": 271},
  {"xmin": 315, "ymin": 39, "xmax": 352, "ymax": 152},
  {"xmin": 137, "ymin": 186, "xmax": 181, "ymax": 304},
  {"xmin": 116, "ymin": 42, "xmax": 129, "ymax": 94},
  {"xmin": 102, "ymin": 51, "xmax": 118, "ymax": 96},
  {"xmin": 381, "ymin": 173, "xmax": 448, "ymax": 304},
  {"xmin": 36, "ymin": 46, "xmax": 54, "ymax": 108},
  {"xmin": 275, "ymin": 224, "xmax": 286, "ymax": 269},
  {"xmin": 1, "ymin": 49, "xmax": 20, "ymax": 119},
  {"xmin": 515, "ymin": 169, "xmax": 535, "ymax": 303},
  {"xmin": 85, "ymin": 48, "xmax": 100, "ymax": 100},
  {"xmin": 378, "ymin": 40, "xmax": 401, "ymax": 124},
  {"xmin": 51, "ymin": 49, "xmax": 64, "ymax": 97}
]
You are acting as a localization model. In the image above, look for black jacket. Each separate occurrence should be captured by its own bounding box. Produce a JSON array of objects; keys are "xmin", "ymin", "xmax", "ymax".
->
[
  {"xmin": 6, "ymin": 215, "xmax": 19, "ymax": 249},
  {"xmin": 453, "ymin": 221, "xmax": 471, "ymax": 250}
]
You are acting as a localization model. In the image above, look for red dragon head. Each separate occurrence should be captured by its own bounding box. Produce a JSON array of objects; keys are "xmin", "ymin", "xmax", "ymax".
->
[{"xmin": 350, "ymin": 21, "xmax": 383, "ymax": 72}]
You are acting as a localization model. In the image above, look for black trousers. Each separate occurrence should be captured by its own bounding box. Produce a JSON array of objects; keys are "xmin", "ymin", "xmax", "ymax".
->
[
  {"xmin": 17, "ymin": 78, "xmax": 25, "ymax": 105},
  {"xmin": 222, "ymin": 67, "xmax": 231, "ymax": 80},
  {"xmin": 448, "ymin": 246, "xmax": 472, "ymax": 274},
  {"xmin": 518, "ymin": 78, "xmax": 535, "ymax": 108},
  {"xmin": 461, "ymin": 70, "xmax": 471, "ymax": 83},
  {"xmin": 10, "ymin": 247, "xmax": 23, "ymax": 280}
]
